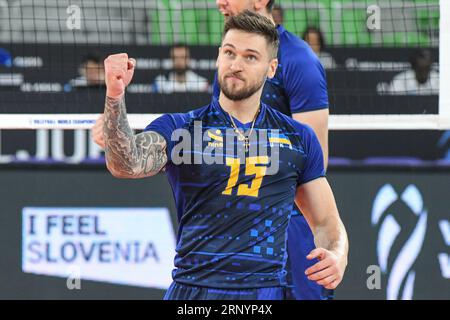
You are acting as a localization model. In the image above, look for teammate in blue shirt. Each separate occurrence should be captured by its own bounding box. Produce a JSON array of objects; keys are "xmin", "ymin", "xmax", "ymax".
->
[
  {"xmin": 216, "ymin": 0, "xmax": 331, "ymax": 300},
  {"xmin": 102, "ymin": 11, "xmax": 347, "ymax": 300}
]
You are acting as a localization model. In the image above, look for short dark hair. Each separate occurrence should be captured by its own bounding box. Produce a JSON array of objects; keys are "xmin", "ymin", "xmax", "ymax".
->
[
  {"xmin": 82, "ymin": 53, "xmax": 102, "ymax": 64},
  {"xmin": 172, "ymin": 43, "xmax": 188, "ymax": 50},
  {"xmin": 171, "ymin": 43, "xmax": 189, "ymax": 51},
  {"xmin": 170, "ymin": 43, "xmax": 190, "ymax": 56},
  {"xmin": 223, "ymin": 10, "xmax": 279, "ymax": 58},
  {"xmin": 302, "ymin": 26, "xmax": 325, "ymax": 50}
]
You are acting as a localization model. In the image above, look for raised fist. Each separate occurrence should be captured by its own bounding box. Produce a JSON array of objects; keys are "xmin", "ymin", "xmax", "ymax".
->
[{"xmin": 104, "ymin": 53, "xmax": 136, "ymax": 99}]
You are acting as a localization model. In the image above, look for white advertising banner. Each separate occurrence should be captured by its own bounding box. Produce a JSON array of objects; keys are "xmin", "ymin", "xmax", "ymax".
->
[{"xmin": 22, "ymin": 207, "xmax": 176, "ymax": 289}]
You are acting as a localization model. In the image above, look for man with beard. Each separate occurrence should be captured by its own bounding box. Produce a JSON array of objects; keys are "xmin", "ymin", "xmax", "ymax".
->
[
  {"xmin": 152, "ymin": 44, "xmax": 210, "ymax": 94},
  {"xmin": 215, "ymin": 0, "xmax": 331, "ymax": 300},
  {"xmin": 102, "ymin": 11, "xmax": 348, "ymax": 300},
  {"xmin": 92, "ymin": 0, "xmax": 333, "ymax": 300}
]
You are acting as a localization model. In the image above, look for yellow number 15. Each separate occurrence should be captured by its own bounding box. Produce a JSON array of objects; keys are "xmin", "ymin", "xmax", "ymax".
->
[{"xmin": 222, "ymin": 156, "xmax": 269, "ymax": 198}]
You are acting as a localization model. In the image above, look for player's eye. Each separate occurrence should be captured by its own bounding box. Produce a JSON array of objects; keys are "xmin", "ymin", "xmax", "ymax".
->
[
  {"xmin": 246, "ymin": 55, "xmax": 257, "ymax": 62},
  {"xmin": 224, "ymin": 50, "xmax": 234, "ymax": 57}
]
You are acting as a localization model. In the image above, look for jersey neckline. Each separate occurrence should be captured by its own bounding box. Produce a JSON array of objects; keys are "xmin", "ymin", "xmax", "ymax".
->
[{"xmin": 211, "ymin": 97, "xmax": 267, "ymax": 129}]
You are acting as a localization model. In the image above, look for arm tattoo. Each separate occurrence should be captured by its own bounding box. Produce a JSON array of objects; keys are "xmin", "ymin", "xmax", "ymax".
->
[{"xmin": 103, "ymin": 96, "xmax": 168, "ymax": 178}]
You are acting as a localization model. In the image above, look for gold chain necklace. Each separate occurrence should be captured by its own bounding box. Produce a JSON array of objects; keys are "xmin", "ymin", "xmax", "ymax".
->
[{"xmin": 228, "ymin": 107, "xmax": 260, "ymax": 151}]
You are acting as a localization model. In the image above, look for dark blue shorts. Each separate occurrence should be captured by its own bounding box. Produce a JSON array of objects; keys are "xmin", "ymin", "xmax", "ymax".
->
[
  {"xmin": 164, "ymin": 282, "xmax": 286, "ymax": 300},
  {"xmin": 286, "ymin": 213, "xmax": 334, "ymax": 300}
]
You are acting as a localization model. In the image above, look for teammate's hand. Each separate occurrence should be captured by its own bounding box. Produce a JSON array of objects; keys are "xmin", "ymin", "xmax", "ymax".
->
[
  {"xmin": 305, "ymin": 248, "xmax": 347, "ymax": 290},
  {"xmin": 91, "ymin": 114, "xmax": 105, "ymax": 149},
  {"xmin": 104, "ymin": 53, "xmax": 136, "ymax": 99}
]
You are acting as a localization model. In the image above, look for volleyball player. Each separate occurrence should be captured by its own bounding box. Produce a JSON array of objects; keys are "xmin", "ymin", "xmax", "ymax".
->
[
  {"xmin": 214, "ymin": 0, "xmax": 331, "ymax": 300},
  {"xmin": 102, "ymin": 12, "xmax": 347, "ymax": 300},
  {"xmin": 93, "ymin": 0, "xmax": 332, "ymax": 300}
]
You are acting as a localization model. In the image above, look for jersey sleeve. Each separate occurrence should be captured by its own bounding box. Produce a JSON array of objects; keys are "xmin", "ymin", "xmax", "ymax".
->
[
  {"xmin": 297, "ymin": 124, "xmax": 326, "ymax": 185},
  {"xmin": 144, "ymin": 113, "xmax": 187, "ymax": 162},
  {"xmin": 284, "ymin": 51, "xmax": 329, "ymax": 114}
]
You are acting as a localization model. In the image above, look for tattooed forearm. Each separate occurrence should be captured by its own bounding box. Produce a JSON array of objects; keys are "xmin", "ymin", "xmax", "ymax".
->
[{"xmin": 103, "ymin": 96, "xmax": 167, "ymax": 178}]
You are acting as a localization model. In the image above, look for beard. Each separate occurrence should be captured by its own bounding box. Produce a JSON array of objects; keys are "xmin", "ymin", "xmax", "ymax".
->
[
  {"xmin": 174, "ymin": 67, "xmax": 188, "ymax": 76},
  {"xmin": 218, "ymin": 73, "xmax": 265, "ymax": 101}
]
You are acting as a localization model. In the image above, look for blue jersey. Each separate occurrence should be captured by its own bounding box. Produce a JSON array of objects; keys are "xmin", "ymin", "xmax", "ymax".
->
[
  {"xmin": 145, "ymin": 99, "xmax": 325, "ymax": 289},
  {"xmin": 213, "ymin": 25, "xmax": 329, "ymax": 116},
  {"xmin": 209, "ymin": 24, "xmax": 331, "ymax": 299}
]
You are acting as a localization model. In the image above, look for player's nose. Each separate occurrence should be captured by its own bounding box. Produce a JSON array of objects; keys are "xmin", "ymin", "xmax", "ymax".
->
[{"xmin": 229, "ymin": 59, "xmax": 244, "ymax": 72}]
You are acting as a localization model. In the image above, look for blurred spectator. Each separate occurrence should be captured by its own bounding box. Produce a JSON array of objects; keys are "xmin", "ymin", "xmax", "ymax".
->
[
  {"xmin": 302, "ymin": 26, "xmax": 337, "ymax": 70},
  {"xmin": 272, "ymin": 4, "xmax": 284, "ymax": 25},
  {"xmin": 68, "ymin": 53, "xmax": 105, "ymax": 89},
  {"xmin": 152, "ymin": 44, "xmax": 210, "ymax": 94},
  {"xmin": 377, "ymin": 49, "xmax": 439, "ymax": 95}
]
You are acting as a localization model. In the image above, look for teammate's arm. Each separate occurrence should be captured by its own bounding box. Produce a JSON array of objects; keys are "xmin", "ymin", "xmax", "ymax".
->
[
  {"xmin": 91, "ymin": 114, "xmax": 106, "ymax": 149},
  {"xmin": 286, "ymin": 49, "xmax": 329, "ymax": 169},
  {"xmin": 294, "ymin": 177, "xmax": 348, "ymax": 289},
  {"xmin": 292, "ymin": 109, "xmax": 329, "ymax": 168},
  {"xmin": 103, "ymin": 53, "xmax": 168, "ymax": 179}
]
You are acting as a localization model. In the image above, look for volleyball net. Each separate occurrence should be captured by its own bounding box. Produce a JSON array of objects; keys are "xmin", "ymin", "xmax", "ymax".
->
[{"xmin": 0, "ymin": 0, "xmax": 448, "ymax": 130}]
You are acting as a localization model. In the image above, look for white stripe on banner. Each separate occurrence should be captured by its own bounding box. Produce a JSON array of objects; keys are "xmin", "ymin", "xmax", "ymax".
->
[{"xmin": 0, "ymin": 113, "xmax": 447, "ymax": 131}]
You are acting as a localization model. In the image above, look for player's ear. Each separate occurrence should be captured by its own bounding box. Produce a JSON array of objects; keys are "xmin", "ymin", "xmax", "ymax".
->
[
  {"xmin": 216, "ymin": 46, "xmax": 221, "ymax": 68},
  {"xmin": 266, "ymin": 58, "xmax": 278, "ymax": 79},
  {"xmin": 254, "ymin": 0, "xmax": 269, "ymax": 11}
]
